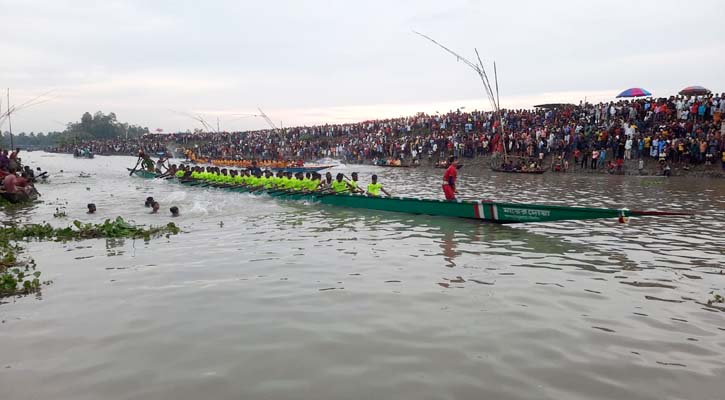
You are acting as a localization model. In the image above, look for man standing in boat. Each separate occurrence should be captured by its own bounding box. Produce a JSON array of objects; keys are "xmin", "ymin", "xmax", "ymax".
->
[{"xmin": 442, "ymin": 156, "xmax": 458, "ymax": 201}]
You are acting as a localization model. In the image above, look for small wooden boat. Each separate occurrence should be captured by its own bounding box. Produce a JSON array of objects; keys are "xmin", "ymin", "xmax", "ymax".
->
[
  {"xmin": 491, "ymin": 167, "xmax": 545, "ymax": 174},
  {"xmin": 130, "ymin": 169, "xmax": 689, "ymax": 224},
  {"xmin": 73, "ymin": 151, "xmax": 94, "ymax": 159},
  {"xmin": 376, "ymin": 163, "xmax": 419, "ymax": 168},
  {"xmin": 0, "ymin": 188, "xmax": 39, "ymax": 204},
  {"xmin": 434, "ymin": 163, "xmax": 464, "ymax": 169},
  {"xmin": 270, "ymin": 165, "xmax": 334, "ymax": 173}
]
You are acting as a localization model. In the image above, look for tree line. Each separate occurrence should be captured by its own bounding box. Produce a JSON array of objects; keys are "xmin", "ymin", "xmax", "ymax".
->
[{"xmin": 2, "ymin": 111, "xmax": 149, "ymax": 148}]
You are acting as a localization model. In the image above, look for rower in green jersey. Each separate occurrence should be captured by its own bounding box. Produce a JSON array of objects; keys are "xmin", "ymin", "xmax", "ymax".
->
[
  {"xmin": 331, "ymin": 173, "xmax": 349, "ymax": 193},
  {"xmin": 309, "ymin": 173, "xmax": 322, "ymax": 191},
  {"xmin": 251, "ymin": 171, "xmax": 265, "ymax": 188},
  {"xmin": 293, "ymin": 172, "xmax": 306, "ymax": 191},
  {"xmin": 366, "ymin": 174, "xmax": 390, "ymax": 197},
  {"xmin": 263, "ymin": 171, "xmax": 275, "ymax": 189},
  {"xmin": 348, "ymin": 172, "xmax": 365, "ymax": 194},
  {"xmin": 282, "ymin": 172, "xmax": 296, "ymax": 190}
]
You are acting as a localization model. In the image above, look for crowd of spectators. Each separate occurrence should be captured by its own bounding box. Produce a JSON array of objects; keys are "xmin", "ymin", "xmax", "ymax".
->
[
  {"xmin": 48, "ymin": 138, "xmax": 168, "ymax": 156},
  {"xmin": 48, "ymin": 92, "xmax": 725, "ymax": 170}
]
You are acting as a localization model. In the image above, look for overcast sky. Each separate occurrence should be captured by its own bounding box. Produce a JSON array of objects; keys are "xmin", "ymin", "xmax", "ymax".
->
[{"xmin": 2, "ymin": 0, "xmax": 724, "ymax": 133}]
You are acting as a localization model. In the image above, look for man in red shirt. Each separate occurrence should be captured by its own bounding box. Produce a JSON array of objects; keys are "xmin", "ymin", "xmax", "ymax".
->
[{"xmin": 442, "ymin": 156, "xmax": 458, "ymax": 200}]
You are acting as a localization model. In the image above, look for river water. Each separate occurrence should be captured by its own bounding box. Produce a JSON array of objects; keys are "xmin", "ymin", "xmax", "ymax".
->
[{"xmin": 1, "ymin": 153, "xmax": 724, "ymax": 400}]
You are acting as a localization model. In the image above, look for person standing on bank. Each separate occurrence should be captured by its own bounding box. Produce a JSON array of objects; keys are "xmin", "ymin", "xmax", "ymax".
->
[{"xmin": 442, "ymin": 156, "xmax": 458, "ymax": 201}]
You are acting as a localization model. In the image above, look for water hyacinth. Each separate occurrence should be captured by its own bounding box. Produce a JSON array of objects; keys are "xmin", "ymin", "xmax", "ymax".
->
[{"xmin": 0, "ymin": 217, "xmax": 181, "ymax": 297}]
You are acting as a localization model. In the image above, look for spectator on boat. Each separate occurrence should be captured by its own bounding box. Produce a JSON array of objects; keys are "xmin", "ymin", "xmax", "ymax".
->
[
  {"xmin": 3, "ymin": 169, "xmax": 31, "ymax": 194},
  {"xmin": 19, "ymin": 166, "xmax": 36, "ymax": 182},
  {"xmin": 0, "ymin": 150, "xmax": 10, "ymax": 172},
  {"xmin": 9, "ymin": 148, "xmax": 20, "ymax": 171}
]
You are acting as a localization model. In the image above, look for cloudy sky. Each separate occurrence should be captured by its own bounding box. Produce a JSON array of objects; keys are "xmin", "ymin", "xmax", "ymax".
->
[{"xmin": 2, "ymin": 0, "xmax": 724, "ymax": 133}]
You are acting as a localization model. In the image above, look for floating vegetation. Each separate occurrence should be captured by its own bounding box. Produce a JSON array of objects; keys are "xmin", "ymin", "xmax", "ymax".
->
[
  {"xmin": 0, "ymin": 217, "xmax": 180, "ymax": 242},
  {"xmin": 0, "ymin": 217, "xmax": 181, "ymax": 298},
  {"xmin": 0, "ymin": 242, "xmax": 46, "ymax": 297},
  {"xmin": 707, "ymin": 293, "xmax": 724, "ymax": 306}
]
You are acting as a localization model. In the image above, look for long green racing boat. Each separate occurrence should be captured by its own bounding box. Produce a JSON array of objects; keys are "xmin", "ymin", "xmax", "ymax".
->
[{"xmin": 130, "ymin": 169, "xmax": 689, "ymax": 224}]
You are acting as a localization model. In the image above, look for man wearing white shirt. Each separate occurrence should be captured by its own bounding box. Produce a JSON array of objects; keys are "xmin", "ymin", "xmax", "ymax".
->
[{"xmin": 625, "ymin": 137, "xmax": 633, "ymax": 160}]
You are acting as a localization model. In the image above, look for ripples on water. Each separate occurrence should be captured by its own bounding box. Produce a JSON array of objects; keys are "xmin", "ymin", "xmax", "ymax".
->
[{"xmin": 1, "ymin": 154, "xmax": 724, "ymax": 400}]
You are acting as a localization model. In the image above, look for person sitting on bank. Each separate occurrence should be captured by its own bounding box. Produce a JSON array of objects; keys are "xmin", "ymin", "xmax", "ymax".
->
[{"xmin": 366, "ymin": 174, "xmax": 390, "ymax": 197}]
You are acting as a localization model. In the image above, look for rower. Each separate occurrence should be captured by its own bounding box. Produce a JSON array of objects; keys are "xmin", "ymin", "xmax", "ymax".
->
[
  {"xmin": 263, "ymin": 170, "xmax": 276, "ymax": 189},
  {"xmin": 283, "ymin": 172, "xmax": 296, "ymax": 190},
  {"xmin": 140, "ymin": 152, "xmax": 155, "ymax": 172},
  {"xmin": 291, "ymin": 172, "xmax": 305, "ymax": 191},
  {"xmin": 155, "ymin": 157, "xmax": 169, "ymax": 174},
  {"xmin": 323, "ymin": 172, "xmax": 333, "ymax": 188},
  {"xmin": 442, "ymin": 156, "xmax": 458, "ymax": 201},
  {"xmin": 348, "ymin": 172, "xmax": 365, "ymax": 194},
  {"xmin": 308, "ymin": 172, "xmax": 322, "ymax": 191},
  {"xmin": 366, "ymin": 174, "xmax": 390, "ymax": 197},
  {"xmin": 331, "ymin": 173, "xmax": 349, "ymax": 194}
]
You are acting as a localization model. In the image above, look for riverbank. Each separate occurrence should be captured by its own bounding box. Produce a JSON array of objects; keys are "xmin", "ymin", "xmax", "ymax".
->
[
  {"xmin": 43, "ymin": 150, "xmax": 725, "ymax": 178},
  {"xmin": 415, "ymin": 154, "xmax": 725, "ymax": 178}
]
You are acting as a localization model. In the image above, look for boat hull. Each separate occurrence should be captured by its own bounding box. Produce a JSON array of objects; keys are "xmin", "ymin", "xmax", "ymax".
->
[
  {"xmin": 491, "ymin": 168, "xmax": 545, "ymax": 174},
  {"xmin": 1, "ymin": 188, "xmax": 39, "ymax": 204},
  {"xmin": 270, "ymin": 165, "xmax": 333, "ymax": 173},
  {"xmin": 130, "ymin": 169, "xmax": 653, "ymax": 224}
]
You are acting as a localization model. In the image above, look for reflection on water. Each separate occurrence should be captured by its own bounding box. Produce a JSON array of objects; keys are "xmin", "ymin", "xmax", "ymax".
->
[{"xmin": 1, "ymin": 153, "xmax": 724, "ymax": 400}]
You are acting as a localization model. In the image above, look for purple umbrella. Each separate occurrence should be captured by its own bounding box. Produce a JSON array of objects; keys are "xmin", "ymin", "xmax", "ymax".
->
[
  {"xmin": 616, "ymin": 88, "xmax": 652, "ymax": 98},
  {"xmin": 679, "ymin": 86, "xmax": 711, "ymax": 96}
]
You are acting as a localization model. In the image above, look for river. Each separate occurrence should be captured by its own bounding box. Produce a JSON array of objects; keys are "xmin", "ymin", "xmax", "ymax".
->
[{"xmin": 1, "ymin": 153, "xmax": 724, "ymax": 400}]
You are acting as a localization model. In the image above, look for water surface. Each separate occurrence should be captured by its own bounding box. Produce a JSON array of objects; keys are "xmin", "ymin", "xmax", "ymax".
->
[{"xmin": 1, "ymin": 153, "xmax": 724, "ymax": 400}]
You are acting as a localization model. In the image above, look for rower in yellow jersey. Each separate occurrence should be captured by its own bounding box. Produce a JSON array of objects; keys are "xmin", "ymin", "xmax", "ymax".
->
[
  {"xmin": 366, "ymin": 174, "xmax": 390, "ymax": 197},
  {"xmin": 330, "ymin": 173, "xmax": 350, "ymax": 193},
  {"xmin": 347, "ymin": 172, "xmax": 365, "ymax": 194}
]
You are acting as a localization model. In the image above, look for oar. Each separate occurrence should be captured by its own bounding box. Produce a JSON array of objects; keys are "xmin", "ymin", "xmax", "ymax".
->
[
  {"xmin": 128, "ymin": 156, "xmax": 142, "ymax": 176},
  {"xmin": 629, "ymin": 210, "xmax": 693, "ymax": 217}
]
